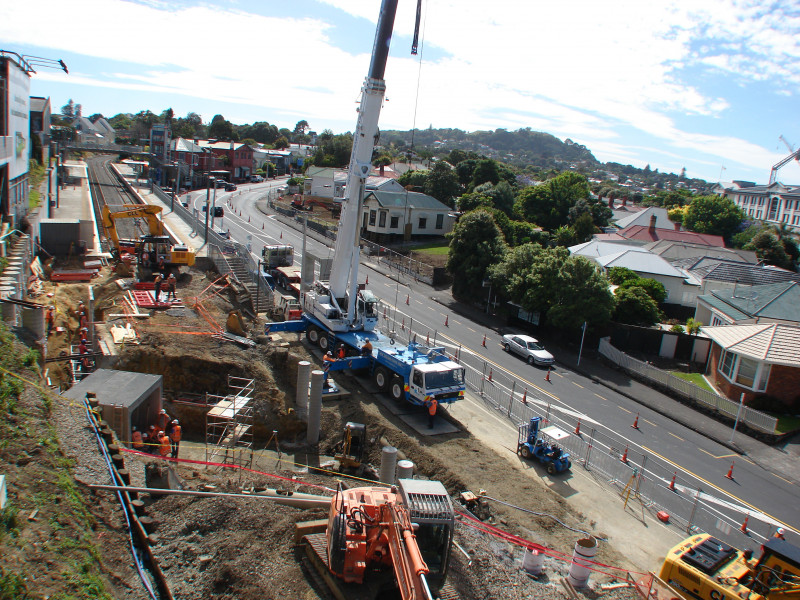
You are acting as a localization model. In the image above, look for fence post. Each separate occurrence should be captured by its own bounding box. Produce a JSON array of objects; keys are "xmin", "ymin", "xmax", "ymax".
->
[
  {"xmin": 585, "ymin": 428, "xmax": 595, "ymax": 469},
  {"xmin": 688, "ymin": 487, "xmax": 701, "ymax": 534},
  {"xmin": 508, "ymin": 381, "xmax": 516, "ymax": 416},
  {"xmin": 637, "ymin": 455, "xmax": 647, "ymax": 494},
  {"xmin": 481, "ymin": 362, "xmax": 486, "ymax": 396},
  {"xmin": 545, "ymin": 402, "xmax": 551, "ymax": 425}
]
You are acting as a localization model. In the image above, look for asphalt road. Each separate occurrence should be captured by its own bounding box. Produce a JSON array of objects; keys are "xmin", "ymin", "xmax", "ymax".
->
[{"xmin": 204, "ymin": 186, "xmax": 800, "ymax": 544}]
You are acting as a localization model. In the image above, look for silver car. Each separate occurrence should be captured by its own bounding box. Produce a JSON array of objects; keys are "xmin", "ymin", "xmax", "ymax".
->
[{"xmin": 502, "ymin": 334, "xmax": 554, "ymax": 366}]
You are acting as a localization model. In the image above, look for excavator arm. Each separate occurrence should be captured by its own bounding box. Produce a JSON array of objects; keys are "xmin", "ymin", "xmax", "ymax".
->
[
  {"xmin": 101, "ymin": 204, "xmax": 164, "ymax": 251},
  {"xmin": 381, "ymin": 503, "xmax": 433, "ymax": 600}
]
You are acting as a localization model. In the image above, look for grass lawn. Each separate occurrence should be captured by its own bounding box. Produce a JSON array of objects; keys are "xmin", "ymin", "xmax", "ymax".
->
[
  {"xmin": 410, "ymin": 243, "xmax": 449, "ymax": 255},
  {"xmin": 670, "ymin": 371, "xmax": 716, "ymax": 393},
  {"xmin": 769, "ymin": 412, "xmax": 800, "ymax": 435}
]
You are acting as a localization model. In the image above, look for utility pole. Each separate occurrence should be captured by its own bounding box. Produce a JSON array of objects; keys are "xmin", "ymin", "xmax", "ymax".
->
[{"xmin": 204, "ymin": 177, "xmax": 213, "ymax": 241}]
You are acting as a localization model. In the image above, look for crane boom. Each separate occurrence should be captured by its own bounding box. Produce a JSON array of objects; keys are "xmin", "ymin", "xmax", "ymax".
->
[
  {"xmin": 769, "ymin": 149, "xmax": 800, "ymax": 184},
  {"xmin": 328, "ymin": 0, "xmax": 398, "ymax": 324}
]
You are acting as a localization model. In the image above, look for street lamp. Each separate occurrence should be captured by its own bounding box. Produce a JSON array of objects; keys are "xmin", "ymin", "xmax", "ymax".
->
[{"xmin": 204, "ymin": 177, "xmax": 214, "ymax": 241}]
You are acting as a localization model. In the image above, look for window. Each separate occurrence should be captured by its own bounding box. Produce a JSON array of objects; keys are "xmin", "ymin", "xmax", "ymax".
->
[
  {"xmin": 736, "ymin": 357, "xmax": 758, "ymax": 388},
  {"xmin": 369, "ymin": 210, "xmax": 376, "ymax": 226},
  {"xmin": 436, "ymin": 214, "xmax": 444, "ymax": 229},
  {"xmin": 418, "ymin": 217, "xmax": 427, "ymax": 229},
  {"xmin": 390, "ymin": 215, "xmax": 400, "ymax": 229},
  {"xmin": 379, "ymin": 211, "xmax": 387, "ymax": 227},
  {"xmin": 756, "ymin": 364, "xmax": 771, "ymax": 392},
  {"xmin": 719, "ymin": 350, "xmax": 737, "ymax": 379}
]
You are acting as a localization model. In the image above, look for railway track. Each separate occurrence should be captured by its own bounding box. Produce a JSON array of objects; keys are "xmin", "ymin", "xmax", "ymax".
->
[{"xmin": 86, "ymin": 155, "xmax": 149, "ymax": 250}]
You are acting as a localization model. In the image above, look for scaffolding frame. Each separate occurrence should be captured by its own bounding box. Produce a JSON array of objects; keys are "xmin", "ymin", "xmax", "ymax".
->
[{"xmin": 204, "ymin": 376, "xmax": 255, "ymax": 476}]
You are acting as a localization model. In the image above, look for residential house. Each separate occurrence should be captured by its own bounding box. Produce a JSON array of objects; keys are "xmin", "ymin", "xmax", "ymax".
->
[
  {"xmin": 252, "ymin": 147, "xmax": 290, "ymax": 176},
  {"xmin": 613, "ymin": 206, "xmax": 677, "ymax": 231},
  {"xmin": 304, "ymin": 168, "xmax": 405, "ymax": 200},
  {"xmin": 74, "ymin": 116, "xmax": 114, "ymax": 146},
  {"xmin": 702, "ymin": 322, "xmax": 800, "ymax": 408},
  {"xmin": 169, "ymin": 138, "xmax": 221, "ymax": 189},
  {"xmin": 713, "ymin": 180, "xmax": 800, "ymax": 232},
  {"xmin": 646, "ymin": 240, "xmax": 757, "ymax": 264},
  {"xmin": 696, "ymin": 281, "xmax": 800, "ymax": 327},
  {"xmin": 361, "ymin": 190, "xmax": 455, "ymax": 242},
  {"xmin": 29, "ymin": 96, "xmax": 50, "ymax": 162},
  {"xmin": 197, "ymin": 140, "xmax": 254, "ymax": 182},
  {"xmin": 683, "ymin": 258, "xmax": 800, "ymax": 298},
  {"xmin": 595, "ymin": 214, "xmax": 725, "ymax": 247}
]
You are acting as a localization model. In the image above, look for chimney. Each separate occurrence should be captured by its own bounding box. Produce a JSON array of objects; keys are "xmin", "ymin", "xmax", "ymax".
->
[
  {"xmin": 649, "ymin": 214, "xmax": 657, "ymax": 233},
  {"xmin": 674, "ymin": 221, "xmax": 681, "ymax": 231}
]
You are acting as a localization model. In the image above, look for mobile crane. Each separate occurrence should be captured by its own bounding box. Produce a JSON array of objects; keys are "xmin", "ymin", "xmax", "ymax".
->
[
  {"xmin": 265, "ymin": 0, "xmax": 465, "ymax": 408},
  {"xmin": 659, "ymin": 533, "xmax": 800, "ymax": 600},
  {"xmin": 301, "ymin": 478, "xmax": 455, "ymax": 600},
  {"xmin": 100, "ymin": 204, "xmax": 195, "ymax": 271}
]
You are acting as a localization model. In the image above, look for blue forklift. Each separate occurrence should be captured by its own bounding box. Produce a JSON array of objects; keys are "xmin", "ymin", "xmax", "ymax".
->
[{"xmin": 517, "ymin": 417, "xmax": 572, "ymax": 475}]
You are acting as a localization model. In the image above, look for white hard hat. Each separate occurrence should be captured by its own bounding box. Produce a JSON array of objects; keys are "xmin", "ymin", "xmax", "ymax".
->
[
  {"xmin": 777, "ymin": 528, "xmax": 786, "ymax": 535},
  {"xmin": 132, "ymin": 426, "xmax": 137, "ymax": 431},
  {"xmin": 172, "ymin": 419, "xmax": 179, "ymax": 424},
  {"xmin": 160, "ymin": 409, "xmax": 166, "ymax": 414}
]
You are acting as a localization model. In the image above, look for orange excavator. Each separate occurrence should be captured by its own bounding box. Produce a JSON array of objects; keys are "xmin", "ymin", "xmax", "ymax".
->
[{"xmin": 301, "ymin": 479, "xmax": 456, "ymax": 600}]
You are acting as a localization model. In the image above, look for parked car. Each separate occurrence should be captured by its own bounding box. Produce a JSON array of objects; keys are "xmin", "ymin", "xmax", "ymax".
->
[
  {"xmin": 250, "ymin": 175, "xmax": 264, "ymax": 183},
  {"xmin": 213, "ymin": 227, "xmax": 230, "ymax": 239},
  {"xmin": 502, "ymin": 334, "xmax": 554, "ymax": 366},
  {"xmin": 214, "ymin": 179, "xmax": 226, "ymax": 188},
  {"xmin": 224, "ymin": 182, "xmax": 237, "ymax": 191},
  {"xmin": 213, "ymin": 206, "xmax": 224, "ymax": 217}
]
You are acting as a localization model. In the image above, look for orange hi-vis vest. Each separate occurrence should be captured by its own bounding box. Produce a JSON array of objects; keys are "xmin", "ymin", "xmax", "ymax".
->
[
  {"xmin": 158, "ymin": 434, "xmax": 170, "ymax": 457},
  {"xmin": 132, "ymin": 430, "xmax": 143, "ymax": 449},
  {"xmin": 170, "ymin": 425, "xmax": 181, "ymax": 442},
  {"xmin": 428, "ymin": 399, "xmax": 438, "ymax": 416}
]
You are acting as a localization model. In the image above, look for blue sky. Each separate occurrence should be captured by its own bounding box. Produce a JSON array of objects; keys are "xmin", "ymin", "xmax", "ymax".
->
[{"xmin": 4, "ymin": 0, "xmax": 800, "ymax": 184}]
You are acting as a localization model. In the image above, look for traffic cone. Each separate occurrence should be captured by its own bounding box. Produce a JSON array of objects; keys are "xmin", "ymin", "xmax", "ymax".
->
[
  {"xmin": 405, "ymin": 294, "xmax": 409, "ymax": 305},
  {"xmin": 487, "ymin": 369, "xmax": 493, "ymax": 382},
  {"xmin": 401, "ymin": 318, "xmax": 405, "ymax": 331},
  {"xmin": 632, "ymin": 413, "xmax": 640, "ymax": 429},
  {"xmin": 669, "ymin": 472, "xmax": 676, "ymax": 491},
  {"xmin": 575, "ymin": 420, "xmax": 581, "ymax": 435},
  {"xmin": 262, "ymin": 223, "xmax": 264, "ymax": 230},
  {"xmin": 248, "ymin": 215, "xmax": 250, "ymax": 223},
  {"xmin": 545, "ymin": 367, "xmax": 551, "ymax": 382},
  {"xmin": 365, "ymin": 275, "xmax": 368, "ymax": 285},
  {"xmin": 740, "ymin": 515, "xmax": 749, "ymax": 533},
  {"xmin": 280, "ymin": 231, "xmax": 283, "ymax": 239},
  {"xmin": 445, "ymin": 315, "xmax": 449, "ymax": 327},
  {"xmin": 725, "ymin": 461, "xmax": 734, "ymax": 480},
  {"xmin": 522, "ymin": 389, "xmax": 527, "ymax": 404},
  {"xmin": 383, "ymin": 307, "xmax": 387, "ymax": 319},
  {"xmin": 621, "ymin": 446, "xmax": 629, "ymax": 463},
  {"xmin": 426, "ymin": 333, "xmax": 430, "ymax": 345},
  {"xmin": 482, "ymin": 334, "xmax": 486, "ymax": 347}
]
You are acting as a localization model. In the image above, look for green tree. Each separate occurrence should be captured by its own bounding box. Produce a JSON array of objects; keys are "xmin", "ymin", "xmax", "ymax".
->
[
  {"xmin": 108, "ymin": 113, "xmax": 132, "ymax": 131},
  {"xmin": 373, "ymin": 154, "xmax": 392, "ymax": 176},
  {"xmin": 489, "ymin": 244, "xmax": 613, "ymax": 329},
  {"xmin": 572, "ymin": 212, "xmax": 596, "ymax": 243},
  {"xmin": 553, "ymin": 225, "xmax": 576, "ymax": 247},
  {"xmin": 396, "ymin": 169, "xmax": 428, "ymax": 191},
  {"xmin": 607, "ymin": 266, "xmax": 641, "ymax": 285},
  {"xmin": 686, "ymin": 318, "xmax": 702, "ymax": 335},
  {"xmin": 447, "ymin": 210, "xmax": 507, "ymax": 298},
  {"xmin": 61, "ymin": 99, "xmax": 75, "ymax": 121},
  {"xmin": 424, "ymin": 161, "xmax": 461, "ymax": 207},
  {"xmin": 613, "ymin": 287, "xmax": 661, "ymax": 326},
  {"xmin": 470, "ymin": 159, "xmax": 501, "ymax": 188},
  {"xmin": 515, "ymin": 172, "xmax": 590, "ymax": 231},
  {"xmin": 208, "ymin": 114, "xmax": 237, "ymax": 141},
  {"xmin": 619, "ymin": 277, "xmax": 666, "ymax": 303},
  {"xmin": 274, "ymin": 135, "xmax": 290, "ymax": 150},
  {"xmin": 683, "ymin": 195, "xmax": 744, "ymax": 239},
  {"xmin": 744, "ymin": 230, "xmax": 792, "ymax": 269},
  {"xmin": 457, "ymin": 191, "xmax": 493, "ymax": 213},
  {"xmin": 293, "ymin": 120, "xmax": 310, "ymax": 136}
]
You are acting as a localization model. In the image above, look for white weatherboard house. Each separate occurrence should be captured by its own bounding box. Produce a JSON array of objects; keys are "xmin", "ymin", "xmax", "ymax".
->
[{"xmin": 361, "ymin": 190, "xmax": 455, "ymax": 242}]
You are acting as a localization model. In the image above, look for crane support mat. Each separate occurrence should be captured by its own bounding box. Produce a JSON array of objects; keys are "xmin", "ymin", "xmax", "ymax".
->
[
  {"xmin": 540, "ymin": 426, "xmax": 569, "ymax": 441},
  {"xmin": 131, "ymin": 290, "xmax": 179, "ymax": 309},
  {"xmin": 50, "ymin": 269, "xmax": 99, "ymax": 282}
]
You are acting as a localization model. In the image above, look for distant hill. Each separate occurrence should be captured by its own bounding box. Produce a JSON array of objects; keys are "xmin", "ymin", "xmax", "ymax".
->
[{"xmin": 381, "ymin": 127, "xmax": 598, "ymax": 170}]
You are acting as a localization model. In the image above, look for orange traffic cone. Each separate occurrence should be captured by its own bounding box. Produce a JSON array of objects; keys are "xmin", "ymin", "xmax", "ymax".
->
[
  {"xmin": 669, "ymin": 472, "xmax": 676, "ymax": 491},
  {"xmin": 262, "ymin": 223, "xmax": 264, "ymax": 230},
  {"xmin": 487, "ymin": 369, "xmax": 493, "ymax": 382},
  {"xmin": 522, "ymin": 389, "xmax": 527, "ymax": 404},
  {"xmin": 632, "ymin": 413, "xmax": 640, "ymax": 429},
  {"xmin": 401, "ymin": 318, "xmax": 405, "ymax": 331},
  {"xmin": 575, "ymin": 420, "xmax": 581, "ymax": 435},
  {"xmin": 621, "ymin": 446, "xmax": 629, "ymax": 463},
  {"xmin": 482, "ymin": 334, "xmax": 486, "ymax": 347},
  {"xmin": 280, "ymin": 231, "xmax": 283, "ymax": 239},
  {"xmin": 545, "ymin": 367, "xmax": 551, "ymax": 382},
  {"xmin": 445, "ymin": 315, "xmax": 449, "ymax": 327},
  {"xmin": 426, "ymin": 333, "xmax": 430, "ymax": 345},
  {"xmin": 725, "ymin": 461, "xmax": 734, "ymax": 480},
  {"xmin": 741, "ymin": 515, "xmax": 749, "ymax": 533}
]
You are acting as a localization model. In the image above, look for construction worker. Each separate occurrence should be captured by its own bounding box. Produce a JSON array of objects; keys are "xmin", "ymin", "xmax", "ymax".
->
[
  {"xmin": 148, "ymin": 425, "xmax": 158, "ymax": 452},
  {"xmin": 170, "ymin": 419, "xmax": 181, "ymax": 457},
  {"xmin": 361, "ymin": 339, "xmax": 373, "ymax": 356},
  {"xmin": 426, "ymin": 397, "xmax": 438, "ymax": 429},
  {"xmin": 78, "ymin": 338, "xmax": 90, "ymax": 369},
  {"xmin": 158, "ymin": 432, "xmax": 170, "ymax": 458},
  {"xmin": 131, "ymin": 426, "xmax": 144, "ymax": 450},
  {"xmin": 153, "ymin": 273, "xmax": 163, "ymax": 303},
  {"xmin": 79, "ymin": 311, "xmax": 89, "ymax": 331},
  {"xmin": 46, "ymin": 305, "xmax": 55, "ymax": 335},
  {"xmin": 323, "ymin": 351, "xmax": 335, "ymax": 385},
  {"xmin": 336, "ymin": 344, "xmax": 346, "ymax": 359},
  {"xmin": 157, "ymin": 255, "xmax": 165, "ymax": 272},
  {"xmin": 156, "ymin": 408, "xmax": 171, "ymax": 432},
  {"xmin": 166, "ymin": 273, "xmax": 177, "ymax": 300},
  {"xmin": 774, "ymin": 527, "xmax": 786, "ymax": 540}
]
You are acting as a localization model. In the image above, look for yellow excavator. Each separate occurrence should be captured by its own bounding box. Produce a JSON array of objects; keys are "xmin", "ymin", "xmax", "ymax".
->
[
  {"xmin": 101, "ymin": 204, "xmax": 195, "ymax": 272},
  {"xmin": 660, "ymin": 533, "xmax": 800, "ymax": 600}
]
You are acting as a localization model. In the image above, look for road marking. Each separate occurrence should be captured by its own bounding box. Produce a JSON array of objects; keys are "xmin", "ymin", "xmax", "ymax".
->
[
  {"xmin": 594, "ymin": 393, "xmax": 606, "ymax": 401},
  {"xmin": 553, "ymin": 371, "xmax": 564, "ymax": 378},
  {"xmin": 772, "ymin": 473, "xmax": 794, "ymax": 485},
  {"xmin": 699, "ymin": 449, "xmax": 739, "ymax": 460},
  {"xmin": 643, "ymin": 418, "xmax": 657, "ymax": 427},
  {"xmin": 571, "ymin": 381, "xmax": 584, "ymax": 389},
  {"xmin": 618, "ymin": 406, "xmax": 632, "ymax": 414},
  {"xmin": 642, "ymin": 445, "xmax": 793, "ymax": 530},
  {"xmin": 699, "ymin": 448, "xmax": 716, "ymax": 458},
  {"xmin": 466, "ymin": 326, "xmax": 476, "ymax": 333},
  {"xmin": 668, "ymin": 432, "xmax": 684, "ymax": 441}
]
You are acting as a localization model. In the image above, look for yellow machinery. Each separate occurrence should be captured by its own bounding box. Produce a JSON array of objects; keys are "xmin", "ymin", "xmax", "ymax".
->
[
  {"xmin": 333, "ymin": 422, "xmax": 366, "ymax": 470},
  {"xmin": 659, "ymin": 533, "xmax": 800, "ymax": 600},
  {"xmin": 101, "ymin": 204, "xmax": 195, "ymax": 268}
]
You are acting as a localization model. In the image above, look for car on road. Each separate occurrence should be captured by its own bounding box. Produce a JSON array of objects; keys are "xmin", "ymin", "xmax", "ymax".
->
[
  {"xmin": 213, "ymin": 206, "xmax": 224, "ymax": 217},
  {"xmin": 213, "ymin": 227, "xmax": 230, "ymax": 239},
  {"xmin": 225, "ymin": 182, "xmax": 237, "ymax": 191},
  {"xmin": 502, "ymin": 334, "xmax": 554, "ymax": 366},
  {"xmin": 250, "ymin": 175, "xmax": 264, "ymax": 183}
]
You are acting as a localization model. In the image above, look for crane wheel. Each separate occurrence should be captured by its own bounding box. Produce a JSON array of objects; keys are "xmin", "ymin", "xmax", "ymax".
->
[
  {"xmin": 389, "ymin": 376, "xmax": 404, "ymax": 401},
  {"xmin": 319, "ymin": 335, "xmax": 329, "ymax": 351},
  {"xmin": 374, "ymin": 367, "xmax": 390, "ymax": 392},
  {"xmin": 328, "ymin": 514, "xmax": 347, "ymax": 576},
  {"xmin": 307, "ymin": 327, "xmax": 320, "ymax": 344}
]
